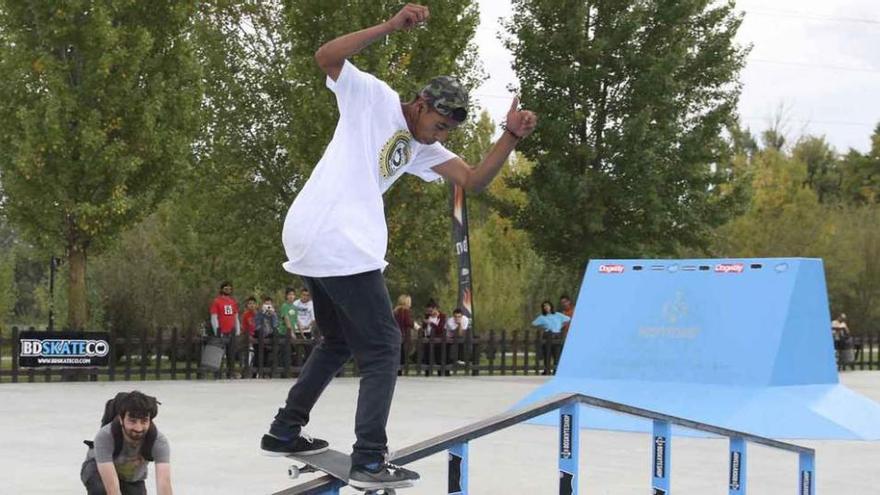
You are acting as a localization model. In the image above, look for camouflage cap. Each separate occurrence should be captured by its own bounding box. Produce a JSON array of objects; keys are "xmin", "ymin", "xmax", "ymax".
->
[{"xmin": 419, "ymin": 76, "xmax": 469, "ymax": 123}]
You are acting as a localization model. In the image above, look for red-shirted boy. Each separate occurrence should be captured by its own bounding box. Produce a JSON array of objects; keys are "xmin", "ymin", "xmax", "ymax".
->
[
  {"xmin": 210, "ymin": 281, "xmax": 240, "ymax": 336},
  {"xmin": 209, "ymin": 281, "xmax": 240, "ymax": 376}
]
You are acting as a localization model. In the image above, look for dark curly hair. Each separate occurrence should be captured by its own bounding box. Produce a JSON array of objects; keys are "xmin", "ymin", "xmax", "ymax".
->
[{"xmin": 116, "ymin": 391, "xmax": 159, "ymax": 421}]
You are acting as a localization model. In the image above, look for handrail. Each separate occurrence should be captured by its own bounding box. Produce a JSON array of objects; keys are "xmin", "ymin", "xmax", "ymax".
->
[{"xmin": 273, "ymin": 392, "xmax": 813, "ymax": 494}]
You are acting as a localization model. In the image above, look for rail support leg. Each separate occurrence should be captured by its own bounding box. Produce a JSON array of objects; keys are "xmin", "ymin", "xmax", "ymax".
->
[
  {"xmin": 448, "ymin": 442, "xmax": 468, "ymax": 494},
  {"xmin": 559, "ymin": 403, "xmax": 580, "ymax": 495},
  {"xmin": 729, "ymin": 437, "xmax": 747, "ymax": 495},
  {"xmin": 652, "ymin": 420, "xmax": 671, "ymax": 494}
]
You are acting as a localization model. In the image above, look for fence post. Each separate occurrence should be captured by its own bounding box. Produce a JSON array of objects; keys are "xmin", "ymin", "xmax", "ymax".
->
[
  {"xmin": 155, "ymin": 328, "xmax": 163, "ymax": 380},
  {"xmin": 11, "ymin": 327, "xmax": 19, "ymax": 383},
  {"xmin": 500, "ymin": 330, "xmax": 507, "ymax": 376},
  {"xmin": 652, "ymin": 420, "xmax": 671, "ymax": 494},
  {"xmin": 487, "ymin": 329, "xmax": 495, "ymax": 376},
  {"xmin": 535, "ymin": 331, "xmax": 550, "ymax": 375},
  {"xmin": 185, "ymin": 330, "xmax": 193, "ymax": 380},
  {"xmin": 139, "ymin": 327, "xmax": 148, "ymax": 381},
  {"xmin": 170, "ymin": 328, "xmax": 178, "ymax": 380},
  {"xmin": 559, "ymin": 402, "xmax": 580, "ymax": 495}
]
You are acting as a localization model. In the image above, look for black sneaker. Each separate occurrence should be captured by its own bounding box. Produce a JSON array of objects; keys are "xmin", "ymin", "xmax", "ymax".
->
[
  {"xmin": 348, "ymin": 461, "xmax": 419, "ymax": 490},
  {"xmin": 260, "ymin": 432, "xmax": 329, "ymax": 457}
]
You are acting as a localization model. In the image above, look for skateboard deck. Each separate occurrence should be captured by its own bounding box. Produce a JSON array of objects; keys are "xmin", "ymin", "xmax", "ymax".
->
[{"xmin": 285, "ymin": 448, "xmax": 404, "ymax": 494}]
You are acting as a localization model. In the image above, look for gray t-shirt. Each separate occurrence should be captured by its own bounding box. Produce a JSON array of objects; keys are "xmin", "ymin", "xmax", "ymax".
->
[{"xmin": 85, "ymin": 423, "xmax": 170, "ymax": 482}]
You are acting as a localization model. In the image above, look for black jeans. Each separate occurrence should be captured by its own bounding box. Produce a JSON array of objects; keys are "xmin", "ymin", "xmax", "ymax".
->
[
  {"xmin": 269, "ymin": 270, "xmax": 400, "ymax": 466},
  {"xmin": 81, "ymin": 457, "xmax": 146, "ymax": 495}
]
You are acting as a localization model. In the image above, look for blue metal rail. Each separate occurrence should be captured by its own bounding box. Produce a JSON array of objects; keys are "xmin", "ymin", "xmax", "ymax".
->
[{"xmin": 274, "ymin": 392, "xmax": 816, "ymax": 495}]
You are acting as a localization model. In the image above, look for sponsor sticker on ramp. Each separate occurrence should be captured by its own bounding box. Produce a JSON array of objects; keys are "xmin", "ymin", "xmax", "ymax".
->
[
  {"xmin": 599, "ymin": 264, "xmax": 625, "ymax": 274},
  {"xmin": 714, "ymin": 263, "xmax": 744, "ymax": 274}
]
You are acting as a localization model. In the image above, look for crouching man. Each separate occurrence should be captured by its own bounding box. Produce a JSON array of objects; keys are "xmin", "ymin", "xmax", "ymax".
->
[{"xmin": 81, "ymin": 391, "xmax": 172, "ymax": 495}]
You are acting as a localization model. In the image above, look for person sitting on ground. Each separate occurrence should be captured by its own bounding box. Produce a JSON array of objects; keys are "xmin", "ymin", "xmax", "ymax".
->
[{"xmin": 81, "ymin": 391, "xmax": 172, "ymax": 495}]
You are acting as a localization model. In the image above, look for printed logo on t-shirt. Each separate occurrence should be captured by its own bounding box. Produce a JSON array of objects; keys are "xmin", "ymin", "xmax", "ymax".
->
[
  {"xmin": 379, "ymin": 130, "xmax": 412, "ymax": 180},
  {"xmin": 223, "ymin": 305, "xmax": 233, "ymax": 315}
]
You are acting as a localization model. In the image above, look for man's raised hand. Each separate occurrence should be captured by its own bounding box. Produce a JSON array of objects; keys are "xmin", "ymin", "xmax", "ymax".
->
[
  {"xmin": 504, "ymin": 97, "xmax": 538, "ymax": 140},
  {"xmin": 387, "ymin": 3, "xmax": 430, "ymax": 31}
]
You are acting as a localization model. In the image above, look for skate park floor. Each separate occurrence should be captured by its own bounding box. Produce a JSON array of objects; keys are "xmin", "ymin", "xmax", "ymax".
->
[{"xmin": 2, "ymin": 372, "xmax": 879, "ymax": 494}]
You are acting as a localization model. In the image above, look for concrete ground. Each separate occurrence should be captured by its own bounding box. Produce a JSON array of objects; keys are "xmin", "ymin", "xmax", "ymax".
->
[{"xmin": 1, "ymin": 372, "xmax": 879, "ymax": 494}]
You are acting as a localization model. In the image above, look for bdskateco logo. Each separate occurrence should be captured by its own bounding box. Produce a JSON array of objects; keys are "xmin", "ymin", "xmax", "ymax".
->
[
  {"xmin": 560, "ymin": 414, "xmax": 572, "ymax": 459},
  {"xmin": 714, "ymin": 263, "xmax": 744, "ymax": 273},
  {"xmin": 20, "ymin": 339, "xmax": 109, "ymax": 358},
  {"xmin": 729, "ymin": 451, "xmax": 742, "ymax": 490},
  {"xmin": 800, "ymin": 470, "xmax": 812, "ymax": 495},
  {"xmin": 18, "ymin": 331, "xmax": 112, "ymax": 367},
  {"xmin": 599, "ymin": 264, "xmax": 625, "ymax": 274},
  {"xmin": 653, "ymin": 436, "xmax": 666, "ymax": 478}
]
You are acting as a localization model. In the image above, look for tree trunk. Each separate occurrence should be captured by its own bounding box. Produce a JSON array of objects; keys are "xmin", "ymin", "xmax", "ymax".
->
[{"xmin": 67, "ymin": 245, "xmax": 88, "ymax": 330}]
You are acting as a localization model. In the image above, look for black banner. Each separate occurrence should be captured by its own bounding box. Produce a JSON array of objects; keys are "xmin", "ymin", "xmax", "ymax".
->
[
  {"xmin": 450, "ymin": 182, "xmax": 473, "ymax": 321},
  {"xmin": 18, "ymin": 331, "xmax": 111, "ymax": 367}
]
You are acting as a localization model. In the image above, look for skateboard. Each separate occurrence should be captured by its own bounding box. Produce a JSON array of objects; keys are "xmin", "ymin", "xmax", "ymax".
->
[{"xmin": 286, "ymin": 448, "xmax": 408, "ymax": 495}]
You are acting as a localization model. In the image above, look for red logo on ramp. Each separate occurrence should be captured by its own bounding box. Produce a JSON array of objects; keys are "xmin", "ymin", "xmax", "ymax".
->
[
  {"xmin": 714, "ymin": 263, "xmax": 744, "ymax": 274},
  {"xmin": 599, "ymin": 264, "xmax": 625, "ymax": 274}
]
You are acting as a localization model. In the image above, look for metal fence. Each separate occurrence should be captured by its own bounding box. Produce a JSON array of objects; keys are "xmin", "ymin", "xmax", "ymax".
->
[
  {"xmin": 2, "ymin": 327, "xmax": 877, "ymax": 383},
  {"xmin": 0, "ymin": 326, "xmax": 566, "ymax": 383}
]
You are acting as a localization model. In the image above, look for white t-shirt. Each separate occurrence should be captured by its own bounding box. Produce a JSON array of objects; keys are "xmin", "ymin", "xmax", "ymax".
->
[
  {"xmin": 445, "ymin": 314, "xmax": 470, "ymax": 337},
  {"xmin": 293, "ymin": 299, "xmax": 315, "ymax": 330},
  {"xmin": 281, "ymin": 60, "xmax": 457, "ymax": 277}
]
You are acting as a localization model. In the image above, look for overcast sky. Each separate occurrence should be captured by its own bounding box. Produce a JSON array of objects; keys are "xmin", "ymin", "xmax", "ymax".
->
[{"xmin": 474, "ymin": 0, "xmax": 880, "ymax": 153}]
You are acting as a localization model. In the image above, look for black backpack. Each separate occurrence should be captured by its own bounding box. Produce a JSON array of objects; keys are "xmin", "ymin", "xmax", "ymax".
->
[{"xmin": 83, "ymin": 392, "xmax": 158, "ymax": 461}]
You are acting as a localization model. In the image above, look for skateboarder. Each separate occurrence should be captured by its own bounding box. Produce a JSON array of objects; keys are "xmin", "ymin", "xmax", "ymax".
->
[{"xmin": 260, "ymin": 3, "xmax": 537, "ymax": 491}]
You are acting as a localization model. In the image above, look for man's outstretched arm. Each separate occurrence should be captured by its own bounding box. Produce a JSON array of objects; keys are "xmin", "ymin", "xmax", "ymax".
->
[
  {"xmin": 434, "ymin": 97, "xmax": 538, "ymax": 193},
  {"xmin": 315, "ymin": 3, "xmax": 429, "ymax": 81}
]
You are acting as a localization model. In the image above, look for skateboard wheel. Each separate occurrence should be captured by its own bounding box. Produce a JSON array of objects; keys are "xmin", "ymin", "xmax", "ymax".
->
[{"xmin": 287, "ymin": 465, "xmax": 300, "ymax": 479}]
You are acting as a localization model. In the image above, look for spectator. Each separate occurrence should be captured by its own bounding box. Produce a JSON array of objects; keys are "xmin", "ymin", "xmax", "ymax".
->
[
  {"xmin": 279, "ymin": 288, "xmax": 303, "ymax": 367},
  {"xmin": 393, "ymin": 295, "xmax": 415, "ymax": 372},
  {"xmin": 241, "ymin": 297, "xmax": 258, "ymax": 373},
  {"xmin": 255, "ymin": 296, "xmax": 284, "ymax": 376},
  {"xmin": 532, "ymin": 300, "xmax": 570, "ymax": 375},
  {"xmin": 280, "ymin": 288, "xmax": 299, "ymax": 338},
  {"xmin": 444, "ymin": 308, "xmax": 470, "ymax": 338},
  {"xmin": 832, "ymin": 313, "xmax": 854, "ymax": 369},
  {"xmin": 421, "ymin": 300, "xmax": 448, "ymax": 375},
  {"xmin": 559, "ymin": 295, "xmax": 575, "ymax": 335},
  {"xmin": 445, "ymin": 308, "xmax": 470, "ymax": 366},
  {"xmin": 421, "ymin": 300, "xmax": 447, "ymax": 338},
  {"xmin": 80, "ymin": 391, "xmax": 172, "ymax": 495},
  {"xmin": 209, "ymin": 281, "xmax": 240, "ymax": 373},
  {"xmin": 293, "ymin": 287, "xmax": 317, "ymax": 339}
]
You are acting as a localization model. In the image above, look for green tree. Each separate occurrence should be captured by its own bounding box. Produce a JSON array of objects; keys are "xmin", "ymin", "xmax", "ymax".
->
[
  {"xmin": 792, "ymin": 135, "xmax": 840, "ymax": 203},
  {"xmin": 839, "ymin": 124, "xmax": 880, "ymax": 205},
  {"xmin": 713, "ymin": 149, "xmax": 831, "ymax": 259},
  {"xmin": 504, "ymin": 0, "xmax": 748, "ymax": 271},
  {"xmin": 165, "ymin": 0, "xmax": 482, "ymax": 307},
  {"xmin": 0, "ymin": 1, "xmax": 202, "ymax": 329}
]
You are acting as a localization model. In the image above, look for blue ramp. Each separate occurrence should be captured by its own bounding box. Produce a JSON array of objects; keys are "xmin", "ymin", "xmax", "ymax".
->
[{"xmin": 517, "ymin": 258, "xmax": 880, "ymax": 439}]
